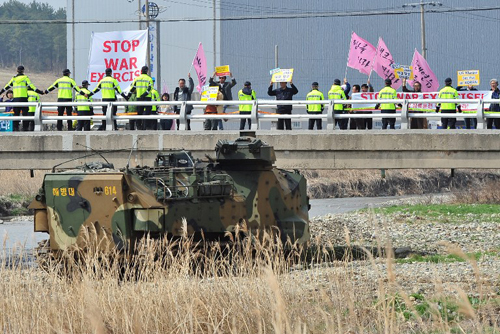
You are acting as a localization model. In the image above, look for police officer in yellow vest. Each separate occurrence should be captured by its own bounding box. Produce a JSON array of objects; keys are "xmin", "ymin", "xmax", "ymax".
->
[
  {"xmin": 150, "ymin": 78, "xmax": 160, "ymax": 130},
  {"xmin": 436, "ymin": 77, "xmax": 461, "ymax": 129},
  {"xmin": 328, "ymin": 79, "xmax": 347, "ymax": 130},
  {"xmin": 238, "ymin": 81, "xmax": 256, "ymax": 130},
  {"xmin": 91, "ymin": 68, "xmax": 129, "ymax": 130},
  {"xmin": 0, "ymin": 65, "xmax": 44, "ymax": 131},
  {"xmin": 76, "ymin": 80, "xmax": 93, "ymax": 131},
  {"xmin": 376, "ymin": 78, "xmax": 398, "ymax": 130},
  {"xmin": 26, "ymin": 88, "xmax": 40, "ymax": 132},
  {"xmin": 306, "ymin": 82, "xmax": 324, "ymax": 130},
  {"xmin": 129, "ymin": 66, "xmax": 153, "ymax": 130},
  {"xmin": 45, "ymin": 69, "xmax": 82, "ymax": 131}
]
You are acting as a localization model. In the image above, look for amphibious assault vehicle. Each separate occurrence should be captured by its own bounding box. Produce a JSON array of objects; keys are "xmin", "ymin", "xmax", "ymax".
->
[{"xmin": 29, "ymin": 135, "xmax": 310, "ymax": 258}]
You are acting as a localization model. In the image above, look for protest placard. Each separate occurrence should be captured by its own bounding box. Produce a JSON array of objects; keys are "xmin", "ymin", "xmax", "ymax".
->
[
  {"xmin": 201, "ymin": 86, "xmax": 220, "ymax": 101},
  {"xmin": 393, "ymin": 65, "xmax": 414, "ymax": 80},
  {"xmin": 215, "ymin": 65, "xmax": 230, "ymax": 76},
  {"xmin": 457, "ymin": 70, "xmax": 480, "ymax": 86},
  {"xmin": 269, "ymin": 68, "xmax": 281, "ymax": 76},
  {"xmin": 271, "ymin": 69, "xmax": 294, "ymax": 83}
]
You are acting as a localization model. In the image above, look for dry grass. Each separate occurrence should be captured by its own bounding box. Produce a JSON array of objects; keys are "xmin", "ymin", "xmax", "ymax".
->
[
  {"xmin": 0, "ymin": 170, "xmax": 45, "ymax": 197},
  {"xmin": 0, "ymin": 68, "xmax": 58, "ymax": 102},
  {"xmin": 1, "ymin": 226, "xmax": 499, "ymax": 334}
]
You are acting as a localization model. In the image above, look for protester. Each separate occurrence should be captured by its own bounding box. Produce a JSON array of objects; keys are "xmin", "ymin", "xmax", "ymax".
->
[
  {"xmin": 174, "ymin": 74, "xmax": 194, "ymax": 130},
  {"xmin": 0, "ymin": 66, "xmax": 44, "ymax": 131},
  {"xmin": 456, "ymin": 84, "xmax": 477, "ymax": 129},
  {"xmin": 203, "ymin": 87, "xmax": 224, "ymax": 130},
  {"xmin": 45, "ymin": 68, "xmax": 82, "ymax": 131},
  {"xmin": 159, "ymin": 93, "xmax": 174, "ymax": 130},
  {"xmin": 0, "ymin": 90, "xmax": 14, "ymax": 115},
  {"xmin": 375, "ymin": 79, "xmax": 398, "ymax": 130},
  {"xmin": 402, "ymin": 78, "xmax": 426, "ymax": 129},
  {"xmin": 238, "ymin": 81, "xmax": 256, "ymax": 130},
  {"xmin": 75, "ymin": 80, "xmax": 93, "ymax": 131},
  {"xmin": 128, "ymin": 66, "xmax": 154, "ymax": 130},
  {"xmin": 267, "ymin": 80, "xmax": 298, "ymax": 130},
  {"xmin": 350, "ymin": 80, "xmax": 374, "ymax": 130},
  {"xmin": 306, "ymin": 82, "xmax": 324, "ymax": 130},
  {"xmin": 209, "ymin": 71, "xmax": 236, "ymax": 130},
  {"xmin": 436, "ymin": 78, "xmax": 460, "ymax": 129},
  {"xmin": 487, "ymin": 79, "xmax": 500, "ymax": 130},
  {"xmin": 328, "ymin": 79, "xmax": 348, "ymax": 130},
  {"xmin": 91, "ymin": 67, "xmax": 129, "ymax": 130}
]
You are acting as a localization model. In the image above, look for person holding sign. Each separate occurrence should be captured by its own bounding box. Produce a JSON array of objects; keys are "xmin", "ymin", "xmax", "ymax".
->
[
  {"xmin": 173, "ymin": 74, "xmax": 194, "ymax": 130},
  {"xmin": 209, "ymin": 70, "xmax": 237, "ymax": 130},
  {"xmin": 203, "ymin": 87, "xmax": 224, "ymax": 130},
  {"xmin": 238, "ymin": 81, "xmax": 256, "ymax": 130},
  {"xmin": 268, "ymin": 80, "xmax": 298, "ymax": 130},
  {"xmin": 456, "ymin": 84, "xmax": 477, "ymax": 129},
  {"xmin": 487, "ymin": 79, "xmax": 500, "ymax": 130},
  {"xmin": 306, "ymin": 82, "xmax": 324, "ymax": 130},
  {"xmin": 375, "ymin": 79, "xmax": 398, "ymax": 130},
  {"xmin": 402, "ymin": 78, "xmax": 426, "ymax": 129},
  {"xmin": 436, "ymin": 78, "xmax": 460, "ymax": 129}
]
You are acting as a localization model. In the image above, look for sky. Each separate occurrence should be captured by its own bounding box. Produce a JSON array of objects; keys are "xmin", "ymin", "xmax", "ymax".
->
[{"xmin": 0, "ymin": 0, "xmax": 66, "ymax": 9}]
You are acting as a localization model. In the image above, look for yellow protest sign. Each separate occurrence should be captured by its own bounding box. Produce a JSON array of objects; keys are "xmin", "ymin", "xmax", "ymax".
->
[
  {"xmin": 201, "ymin": 86, "xmax": 220, "ymax": 101},
  {"xmin": 271, "ymin": 69, "xmax": 294, "ymax": 83},
  {"xmin": 394, "ymin": 65, "xmax": 414, "ymax": 80},
  {"xmin": 215, "ymin": 65, "xmax": 230, "ymax": 77},
  {"xmin": 457, "ymin": 70, "xmax": 480, "ymax": 86}
]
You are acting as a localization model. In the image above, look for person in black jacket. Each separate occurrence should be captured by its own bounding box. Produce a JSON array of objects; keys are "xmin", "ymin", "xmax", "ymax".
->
[
  {"xmin": 402, "ymin": 78, "xmax": 426, "ymax": 129},
  {"xmin": 487, "ymin": 79, "xmax": 500, "ymax": 129},
  {"xmin": 456, "ymin": 84, "xmax": 477, "ymax": 129},
  {"xmin": 209, "ymin": 72, "xmax": 237, "ymax": 130},
  {"xmin": 173, "ymin": 73, "xmax": 194, "ymax": 130},
  {"xmin": 267, "ymin": 80, "xmax": 298, "ymax": 130}
]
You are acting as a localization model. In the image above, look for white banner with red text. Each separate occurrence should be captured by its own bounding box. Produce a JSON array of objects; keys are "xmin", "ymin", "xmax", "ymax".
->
[
  {"xmin": 351, "ymin": 91, "xmax": 494, "ymax": 112},
  {"xmin": 87, "ymin": 30, "xmax": 148, "ymax": 96}
]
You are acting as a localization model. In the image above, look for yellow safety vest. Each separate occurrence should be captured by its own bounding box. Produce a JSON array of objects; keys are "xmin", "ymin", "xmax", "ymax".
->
[
  {"xmin": 75, "ymin": 88, "xmax": 93, "ymax": 111},
  {"xmin": 238, "ymin": 89, "xmax": 256, "ymax": 113},
  {"xmin": 378, "ymin": 86, "xmax": 397, "ymax": 110},
  {"xmin": 131, "ymin": 74, "xmax": 153, "ymax": 97},
  {"xmin": 93, "ymin": 76, "xmax": 122, "ymax": 99},
  {"xmin": 27, "ymin": 90, "xmax": 39, "ymax": 113},
  {"xmin": 438, "ymin": 86, "xmax": 458, "ymax": 110},
  {"xmin": 328, "ymin": 85, "xmax": 346, "ymax": 111},
  {"xmin": 4, "ymin": 74, "xmax": 38, "ymax": 98},
  {"xmin": 151, "ymin": 89, "xmax": 159, "ymax": 111},
  {"xmin": 48, "ymin": 76, "xmax": 81, "ymax": 99},
  {"xmin": 306, "ymin": 89, "xmax": 324, "ymax": 112}
]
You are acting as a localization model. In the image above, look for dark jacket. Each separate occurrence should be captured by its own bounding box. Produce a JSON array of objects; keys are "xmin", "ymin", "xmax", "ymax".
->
[
  {"xmin": 267, "ymin": 83, "xmax": 299, "ymax": 112},
  {"xmin": 490, "ymin": 88, "xmax": 500, "ymax": 112},
  {"xmin": 0, "ymin": 97, "xmax": 13, "ymax": 113},
  {"xmin": 209, "ymin": 76, "xmax": 237, "ymax": 100},
  {"xmin": 173, "ymin": 77, "xmax": 194, "ymax": 114},
  {"xmin": 402, "ymin": 84, "xmax": 421, "ymax": 93}
]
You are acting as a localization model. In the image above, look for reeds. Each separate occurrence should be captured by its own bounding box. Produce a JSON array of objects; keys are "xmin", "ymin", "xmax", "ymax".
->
[{"xmin": 1, "ymin": 225, "xmax": 498, "ymax": 334}]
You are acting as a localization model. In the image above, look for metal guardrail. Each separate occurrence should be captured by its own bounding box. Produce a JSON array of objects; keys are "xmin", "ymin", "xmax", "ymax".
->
[{"xmin": 0, "ymin": 98, "xmax": 498, "ymax": 131}]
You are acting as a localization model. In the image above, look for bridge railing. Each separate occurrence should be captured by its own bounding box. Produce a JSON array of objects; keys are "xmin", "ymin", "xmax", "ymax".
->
[{"xmin": 0, "ymin": 98, "xmax": 498, "ymax": 131}]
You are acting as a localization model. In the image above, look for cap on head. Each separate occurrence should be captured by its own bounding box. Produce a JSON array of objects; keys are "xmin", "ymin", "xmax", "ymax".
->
[
  {"xmin": 17, "ymin": 65, "xmax": 25, "ymax": 73},
  {"xmin": 312, "ymin": 81, "xmax": 319, "ymax": 86},
  {"xmin": 244, "ymin": 81, "xmax": 251, "ymax": 86},
  {"xmin": 63, "ymin": 68, "xmax": 71, "ymax": 75},
  {"xmin": 385, "ymin": 78, "xmax": 392, "ymax": 85},
  {"xmin": 445, "ymin": 77, "xmax": 452, "ymax": 84},
  {"xmin": 333, "ymin": 79, "xmax": 341, "ymax": 85},
  {"xmin": 105, "ymin": 68, "xmax": 112, "ymax": 75},
  {"xmin": 82, "ymin": 80, "xmax": 89, "ymax": 86},
  {"xmin": 141, "ymin": 66, "xmax": 149, "ymax": 74}
]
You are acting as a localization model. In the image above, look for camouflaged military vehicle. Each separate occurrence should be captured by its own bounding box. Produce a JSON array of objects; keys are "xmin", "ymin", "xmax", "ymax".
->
[{"xmin": 29, "ymin": 135, "xmax": 310, "ymax": 258}]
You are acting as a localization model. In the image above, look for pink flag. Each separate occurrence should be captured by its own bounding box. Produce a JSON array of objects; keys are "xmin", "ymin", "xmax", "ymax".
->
[
  {"xmin": 372, "ymin": 38, "xmax": 401, "ymax": 90},
  {"xmin": 408, "ymin": 49, "xmax": 439, "ymax": 92},
  {"xmin": 347, "ymin": 32, "xmax": 377, "ymax": 76},
  {"xmin": 192, "ymin": 42, "xmax": 207, "ymax": 93}
]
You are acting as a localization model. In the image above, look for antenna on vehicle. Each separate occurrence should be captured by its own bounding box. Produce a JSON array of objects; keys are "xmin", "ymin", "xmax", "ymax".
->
[
  {"xmin": 76, "ymin": 143, "xmax": 110, "ymax": 164},
  {"xmin": 126, "ymin": 138, "xmax": 139, "ymax": 171}
]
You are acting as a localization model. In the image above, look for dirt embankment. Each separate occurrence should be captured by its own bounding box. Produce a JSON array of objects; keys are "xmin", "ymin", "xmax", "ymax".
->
[{"xmin": 303, "ymin": 169, "xmax": 500, "ymax": 199}]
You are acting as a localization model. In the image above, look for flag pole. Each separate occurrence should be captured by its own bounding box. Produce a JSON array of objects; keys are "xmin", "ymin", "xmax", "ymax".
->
[
  {"xmin": 189, "ymin": 42, "xmax": 201, "ymax": 74},
  {"xmin": 367, "ymin": 37, "xmax": 380, "ymax": 83},
  {"xmin": 344, "ymin": 31, "xmax": 353, "ymax": 80}
]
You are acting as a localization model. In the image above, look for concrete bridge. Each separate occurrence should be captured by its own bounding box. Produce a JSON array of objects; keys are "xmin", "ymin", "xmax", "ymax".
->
[{"xmin": 1, "ymin": 130, "xmax": 500, "ymax": 170}]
